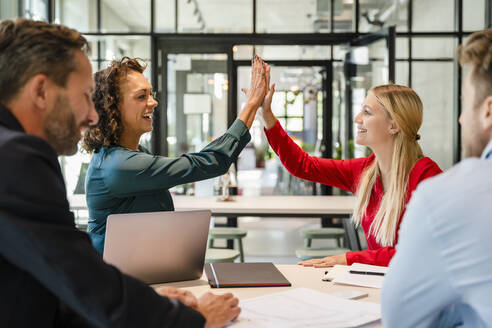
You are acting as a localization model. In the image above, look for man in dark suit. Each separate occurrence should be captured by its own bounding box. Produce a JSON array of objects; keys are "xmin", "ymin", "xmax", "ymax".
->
[{"xmin": 0, "ymin": 19, "xmax": 240, "ymax": 328}]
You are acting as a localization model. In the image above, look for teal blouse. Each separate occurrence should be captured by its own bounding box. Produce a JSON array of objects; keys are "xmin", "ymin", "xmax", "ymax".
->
[{"xmin": 85, "ymin": 119, "xmax": 250, "ymax": 253}]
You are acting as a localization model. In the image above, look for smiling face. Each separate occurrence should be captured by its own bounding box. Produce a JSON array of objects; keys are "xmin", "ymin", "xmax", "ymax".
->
[
  {"xmin": 353, "ymin": 92, "xmax": 398, "ymax": 150},
  {"xmin": 119, "ymin": 70, "xmax": 158, "ymax": 140}
]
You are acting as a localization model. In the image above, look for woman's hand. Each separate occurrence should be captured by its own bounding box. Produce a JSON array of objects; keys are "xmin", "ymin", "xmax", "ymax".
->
[
  {"xmin": 260, "ymin": 64, "xmax": 275, "ymax": 112},
  {"xmin": 237, "ymin": 55, "xmax": 268, "ymax": 128},
  {"xmin": 260, "ymin": 63, "xmax": 277, "ymax": 129},
  {"xmin": 155, "ymin": 286, "xmax": 198, "ymax": 309},
  {"xmin": 242, "ymin": 62, "xmax": 277, "ymax": 129},
  {"xmin": 298, "ymin": 253, "xmax": 348, "ymax": 268},
  {"xmin": 244, "ymin": 55, "xmax": 267, "ymax": 108}
]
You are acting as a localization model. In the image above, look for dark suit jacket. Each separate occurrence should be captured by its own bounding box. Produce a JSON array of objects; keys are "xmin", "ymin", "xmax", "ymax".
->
[{"xmin": 0, "ymin": 104, "xmax": 205, "ymax": 327}]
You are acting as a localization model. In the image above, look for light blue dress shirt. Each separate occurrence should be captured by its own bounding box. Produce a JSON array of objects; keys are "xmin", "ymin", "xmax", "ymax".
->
[{"xmin": 381, "ymin": 139, "xmax": 492, "ymax": 328}]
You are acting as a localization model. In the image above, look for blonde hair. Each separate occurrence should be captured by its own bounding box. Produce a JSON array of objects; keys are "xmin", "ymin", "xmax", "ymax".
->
[{"xmin": 352, "ymin": 85, "xmax": 424, "ymax": 247}]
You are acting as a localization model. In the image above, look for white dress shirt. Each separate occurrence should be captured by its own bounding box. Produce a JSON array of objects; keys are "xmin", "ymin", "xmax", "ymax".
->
[{"xmin": 381, "ymin": 139, "xmax": 492, "ymax": 328}]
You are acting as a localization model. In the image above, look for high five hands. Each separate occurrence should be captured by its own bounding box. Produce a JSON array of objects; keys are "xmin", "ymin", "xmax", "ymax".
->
[{"xmin": 239, "ymin": 55, "xmax": 277, "ymax": 129}]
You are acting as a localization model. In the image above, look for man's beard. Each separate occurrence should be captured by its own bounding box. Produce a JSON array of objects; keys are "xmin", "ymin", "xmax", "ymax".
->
[{"xmin": 43, "ymin": 94, "xmax": 82, "ymax": 156}]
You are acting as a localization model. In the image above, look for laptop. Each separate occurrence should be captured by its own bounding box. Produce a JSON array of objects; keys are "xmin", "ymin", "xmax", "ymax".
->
[{"xmin": 103, "ymin": 210, "xmax": 211, "ymax": 284}]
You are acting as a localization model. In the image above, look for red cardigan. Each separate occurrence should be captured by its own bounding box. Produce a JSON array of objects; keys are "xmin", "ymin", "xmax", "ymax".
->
[{"xmin": 265, "ymin": 121, "xmax": 442, "ymax": 266}]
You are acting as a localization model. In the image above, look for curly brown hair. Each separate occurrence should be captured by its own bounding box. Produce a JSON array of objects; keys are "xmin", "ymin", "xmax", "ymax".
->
[{"xmin": 82, "ymin": 57, "xmax": 147, "ymax": 153}]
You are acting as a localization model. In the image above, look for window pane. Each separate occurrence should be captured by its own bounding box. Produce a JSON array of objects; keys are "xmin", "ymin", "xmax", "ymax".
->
[
  {"xmin": 412, "ymin": 37, "xmax": 455, "ymax": 59},
  {"xmin": 272, "ymin": 91, "xmax": 286, "ymax": 117},
  {"xmin": 463, "ymin": 0, "xmax": 486, "ymax": 31},
  {"xmin": 255, "ymin": 45, "xmax": 331, "ymax": 61},
  {"xmin": 395, "ymin": 61, "xmax": 409, "ymax": 86},
  {"xmin": 359, "ymin": 0, "xmax": 408, "ymax": 33},
  {"xmin": 178, "ymin": 0, "xmax": 252, "ymax": 33},
  {"xmin": 347, "ymin": 39, "xmax": 389, "ymax": 87},
  {"xmin": 413, "ymin": 62, "xmax": 454, "ymax": 170},
  {"xmin": 0, "ymin": 1, "xmax": 20, "ymax": 20},
  {"xmin": 396, "ymin": 37, "xmax": 409, "ymax": 59},
  {"xmin": 85, "ymin": 36, "xmax": 151, "ymax": 80},
  {"xmin": 60, "ymin": 146, "xmax": 92, "ymax": 198},
  {"xmin": 413, "ymin": 0, "xmax": 454, "ymax": 32},
  {"xmin": 286, "ymin": 118, "xmax": 303, "ymax": 132},
  {"xmin": 101, "ymin": 0, "xmax": 150, "ymax": 33},
  {"xmin": 233, "ymin": 45, "xmax": 254, "ymax": 60},
  {"xmin": 167, "ymin": 53, "xmax": 228, "ymax": 161},
  {"xmin": 55, "ymin": 0, "xmax": 97, "ymax": 33},
  {"xmin": 23, "ymin": 0, "xmax": 48, "ymax": 21},
  {"xmin": 286, "ymin": 91, "xmax": 303, "ymax": 116},
  {"xmin": 333, "ymin": 45, "xmax": 348, "ymax": 60},
  {"xmin": 155, "ymin": 0, "xmax": 176, "ymax": 32},
  {"xmin": 334, "ymin": 0, "xmax": 354, "ymax": 32},
  {"xmin": 257, "ymin": 0, "xmax": 331, "ymax": 33}
]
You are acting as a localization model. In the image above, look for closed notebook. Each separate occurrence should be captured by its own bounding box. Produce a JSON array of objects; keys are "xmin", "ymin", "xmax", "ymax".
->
[{"xmin": 204, "ymin": 262, "xmax": 291, "ymax": 288}]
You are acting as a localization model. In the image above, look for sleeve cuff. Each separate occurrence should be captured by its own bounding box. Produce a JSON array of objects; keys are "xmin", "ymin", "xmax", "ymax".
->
[
  {"xmin": 345, "ymin": 251, "xmax": 356, "ymax": 265},
  {"xmin": 177, "ymin": 302, "xmax": 207, "ymax": 327},
  {"xmin": 227, "ymin": 119, "xmax": 250, "ymax": 142},
  {"xmin": 263, "ymin": 119, "xmax": 281, "ymax": 136}
]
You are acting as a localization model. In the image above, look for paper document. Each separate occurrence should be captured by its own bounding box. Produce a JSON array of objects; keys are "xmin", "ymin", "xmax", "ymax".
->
[
  {"xmin": 332, "ymin": 263, "xmax": 388, "ymax": 289},
  {"xmin": 323, "ymin": 265, "xmax": 350, "ymax": 281},
  {"xmin": 230, "ymin": 288, "xmax": 380, "ymax": 328}
]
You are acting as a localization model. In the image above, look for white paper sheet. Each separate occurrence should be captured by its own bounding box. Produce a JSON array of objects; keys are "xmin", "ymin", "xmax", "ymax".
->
[
  {"xmin": 229, "ymin": 288, "xmax": 380, "ymax": 328},
  {"xmin": 323, "ymin": 265, "xmax": 350, "ymax": 281},
  {"xmin": 332, "ymin": 263, "xmax": 388, "ymax": 289}
]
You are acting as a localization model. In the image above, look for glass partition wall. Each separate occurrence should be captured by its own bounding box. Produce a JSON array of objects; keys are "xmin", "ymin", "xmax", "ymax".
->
[{"xmin": 3, "ymin": 0, "xmax": 488, "ymax": 200}]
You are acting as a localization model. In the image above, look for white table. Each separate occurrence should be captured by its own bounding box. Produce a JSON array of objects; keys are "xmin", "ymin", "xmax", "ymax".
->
[
  {"xmin": 173, "ymin": 195, "xmax": 355, "ymax": 216},
  {"xmin": 152, "ymin": 264, "xmax": 382, "ymax": 327},
  {"xmin": 68, "ymin": 195, "xmax": 355, "ymax": 216},
  {"xmin": 173, "ymin": 195, "xmax": 361, "ymax": 250}
]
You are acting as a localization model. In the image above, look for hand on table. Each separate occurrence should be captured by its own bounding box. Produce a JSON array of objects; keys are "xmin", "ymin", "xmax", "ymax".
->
[
  {"xmin": 198, "ymin": 292, "xmax": 241, "ymax": 328},
  {"xmin": 155, "ymin": 286, "xmax": 198, "ymax": 309},
  {"xmin": 298, "ymin": 253, "xmax": 348, "ymax": 268}
]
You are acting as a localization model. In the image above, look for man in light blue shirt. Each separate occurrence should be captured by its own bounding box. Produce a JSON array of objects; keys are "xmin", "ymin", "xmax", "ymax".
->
[{"xmin": 381, "ymin": 28, "xmax": 492, "ymax": 327}]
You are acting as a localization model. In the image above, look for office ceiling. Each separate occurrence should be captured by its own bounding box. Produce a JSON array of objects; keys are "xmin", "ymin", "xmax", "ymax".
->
[{"xmin": 100, "ymin": 0, "xmax": 407, "ymax": 33}]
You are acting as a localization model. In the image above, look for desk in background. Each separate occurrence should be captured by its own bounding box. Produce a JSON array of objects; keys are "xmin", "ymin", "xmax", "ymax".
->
[
  {"xmin": 153, "ymin": 264, "xmax": 382, "ymax": 327},
  {"xmin": 173, "ymin": 195, "xmax": 360, "ymax": 251},
  {"xmin": 68, "ymin": 195, "xmax": 361, "ymax": 250}
]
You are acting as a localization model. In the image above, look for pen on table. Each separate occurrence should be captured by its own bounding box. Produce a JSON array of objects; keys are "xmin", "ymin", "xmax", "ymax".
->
[{"xmin": 349, "ymin": 270, "xmax": 385, "ymax": 276}]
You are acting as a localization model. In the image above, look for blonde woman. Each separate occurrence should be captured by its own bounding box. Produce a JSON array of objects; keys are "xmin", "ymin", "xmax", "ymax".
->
[{"xmin": 257, "ymin": 74, "xmax": 442, "ymax": 267}]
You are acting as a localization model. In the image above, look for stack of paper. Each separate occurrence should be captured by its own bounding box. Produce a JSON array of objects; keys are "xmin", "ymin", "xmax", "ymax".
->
[
  {"xmin": 323, "ymin": 264, "xmax": 350, "ymax": 281},
  {"xmin": 231, "ymin": 288, "xmax": 380, "ymax": 328},
  {"xmin": 332, "ymin": 263, "xmax": 388, "ymax": 289}
]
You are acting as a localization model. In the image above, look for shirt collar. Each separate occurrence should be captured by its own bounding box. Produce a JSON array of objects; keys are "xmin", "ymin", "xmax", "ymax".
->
[
  {"xmin": 481, "ymin": 139, "xmax": 492, "ymax": 159},
  {"xmin": 0, "ymin": 103, "xmax": 25, "ymax": 133}
]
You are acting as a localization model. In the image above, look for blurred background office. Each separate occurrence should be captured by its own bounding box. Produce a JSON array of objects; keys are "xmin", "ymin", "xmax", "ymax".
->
[{"xmin": 1, "ymin": 0, "xmax": 489, "ymax": 261}]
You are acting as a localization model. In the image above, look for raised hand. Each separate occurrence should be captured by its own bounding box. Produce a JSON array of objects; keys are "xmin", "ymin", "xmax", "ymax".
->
[
  {"xmin": 244, "ymin": 55, "xmax": 267, "ymax": 108},
  {"xmin": 242, "ymin": 62, "xmax": 277, "ymax": 129},
  {"xmin": 261, "ymin": 64, "xmax": 275, "ymax": 112},
  {"xmin": 237, "ymin": 55, "xmax": 268, "ymax": 128}
]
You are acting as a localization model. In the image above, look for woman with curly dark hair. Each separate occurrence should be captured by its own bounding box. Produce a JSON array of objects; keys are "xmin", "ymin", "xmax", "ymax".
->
[{"xmin": 83, "ymin": 56, "xmax": 267, "ymax": 253}]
